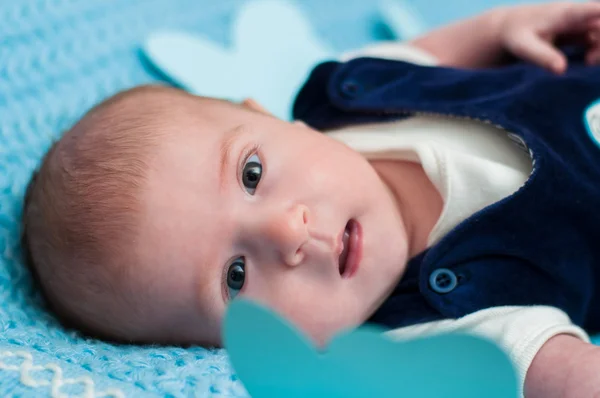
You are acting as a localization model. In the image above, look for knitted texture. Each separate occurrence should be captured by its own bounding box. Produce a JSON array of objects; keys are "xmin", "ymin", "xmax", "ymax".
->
[{"xmin": 0, "ymin": 0, "xmax": 380, "ymax": 396}]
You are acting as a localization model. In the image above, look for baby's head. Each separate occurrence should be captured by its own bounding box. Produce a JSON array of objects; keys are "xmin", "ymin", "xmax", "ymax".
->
[{"xmin": 22, "ymin": 85, "xmax": 410, "ymax": 346}]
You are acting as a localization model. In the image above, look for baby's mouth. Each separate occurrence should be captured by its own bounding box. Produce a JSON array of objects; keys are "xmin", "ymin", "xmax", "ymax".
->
[
  {"xmin": 337, "ymin": 219, "xmax": 362, "ymax": 279},
  {"xmin": 338, "ymin": 221, "xmax": 351, "ymax": 275}
]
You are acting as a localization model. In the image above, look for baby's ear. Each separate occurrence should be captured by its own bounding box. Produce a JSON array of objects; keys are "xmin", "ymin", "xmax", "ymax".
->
[{"xmin": 241, "ymin": 98, "xmax": 273, "ymax": 116}]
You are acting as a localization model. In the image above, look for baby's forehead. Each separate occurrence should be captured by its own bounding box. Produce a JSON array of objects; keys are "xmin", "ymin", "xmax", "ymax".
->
[
  {"xmin": 82, "ymin": 86, "xmax": 221, "ymax": 128},
  {"xmin": 77, "ymin": 91, "xmax": 232, "ymax": 148}
]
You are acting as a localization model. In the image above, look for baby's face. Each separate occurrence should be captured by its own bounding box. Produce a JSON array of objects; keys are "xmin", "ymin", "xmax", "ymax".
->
[{"xmin": 136, "ymin": 98, "xmax": 409, "ymax": 346}]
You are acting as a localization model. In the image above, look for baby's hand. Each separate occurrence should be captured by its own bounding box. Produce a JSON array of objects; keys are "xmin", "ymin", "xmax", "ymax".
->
[
  {"xmin": 526, "ymin": 334, "xmax": 600, "ymax": 398},
  {"xmin": 499, "ymin": 1, "xmax": 600, "ymax": 74}
]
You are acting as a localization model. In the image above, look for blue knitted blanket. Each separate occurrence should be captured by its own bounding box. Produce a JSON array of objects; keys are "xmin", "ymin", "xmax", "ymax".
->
[{"xmin": 1, "ymin": 0, "xmax": 598, "ymax": 396}]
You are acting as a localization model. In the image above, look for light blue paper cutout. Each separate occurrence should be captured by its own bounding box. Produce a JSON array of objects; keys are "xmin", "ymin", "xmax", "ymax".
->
[
  {"xmin": 143, "ymin": 0, "xmax": 333, "ymax": 120},
  {"xmin": 379, "ymin": 0, "xmax": 428, "ymax": 40},
  {"xmin": 224, "ymin": 299, "xmax": 518, "ymax": 398}
]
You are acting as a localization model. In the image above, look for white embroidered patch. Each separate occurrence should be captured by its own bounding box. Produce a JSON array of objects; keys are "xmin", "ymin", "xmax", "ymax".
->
[
  {"xmin": 0, "ymin": 351, "xmax": 124, "ymax": 398},
  {"xmin": 584, "ymin": 100, "xmax": 600, "ymax": 147}
]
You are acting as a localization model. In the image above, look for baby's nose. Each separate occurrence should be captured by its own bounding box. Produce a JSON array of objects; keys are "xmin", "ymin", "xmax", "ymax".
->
[{"xmin": 261, "ymin": 204, "xmax": 310, "ymax": 266}]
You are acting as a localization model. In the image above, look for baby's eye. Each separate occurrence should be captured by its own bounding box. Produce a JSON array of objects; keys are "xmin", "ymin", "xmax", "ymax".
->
[
  {"xmin": 226, "ymin": 257, "xmax": 246, "ymax": 299},
  {"xmin": 242, "ymin": 153, "xmax": 262, "ymax": 195}
]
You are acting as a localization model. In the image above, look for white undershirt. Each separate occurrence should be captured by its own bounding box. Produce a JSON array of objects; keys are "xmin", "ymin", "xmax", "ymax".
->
[
  {"xmin": 330, "ymin": 42, "xmax": 589, "ymax": 396},
  {"xmin": 327, "ymin": 115, "xmax": 534, "ymax": 246}
]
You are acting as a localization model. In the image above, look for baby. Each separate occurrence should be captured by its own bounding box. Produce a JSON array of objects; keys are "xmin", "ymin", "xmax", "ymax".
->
[{"xmin": 21, "ymin": 2, "xmax": 600, "ymax": 397}]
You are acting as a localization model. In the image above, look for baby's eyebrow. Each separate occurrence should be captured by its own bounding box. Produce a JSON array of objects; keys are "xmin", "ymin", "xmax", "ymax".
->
[{"xmin": 219, "ymin": 126, "xmax": 244, "ymax": 194}]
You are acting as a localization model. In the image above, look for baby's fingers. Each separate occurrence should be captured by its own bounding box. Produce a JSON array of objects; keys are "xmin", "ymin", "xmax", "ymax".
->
[
  {"xmin": 587, "ymin": 46, "xmax": 600, "ymax": 65},
  {"xmin": 505, "ymin": 30, "xmax": 566, "ymax": 74},
  {"xmin": 586, "ymin": 34, "xmax": 600, "ymax": 65},
  {"xmin": 559, "ymin": 1, "xmax": 600, "ymax": 30},
  {"xmin": 585, "ymin": 18, "xmax": 600, "ymax": 64}
]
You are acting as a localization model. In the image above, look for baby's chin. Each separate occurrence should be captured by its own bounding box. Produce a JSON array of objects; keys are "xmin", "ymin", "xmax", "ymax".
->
[{"xmin": 288, "ymin": 311, "xmax": 368, "ymax": 349}]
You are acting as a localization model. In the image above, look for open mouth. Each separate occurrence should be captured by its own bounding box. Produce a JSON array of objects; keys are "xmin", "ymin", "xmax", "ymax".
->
[{"xmin": 338, "ymin": 219, "xmax": 362, "ymax": 278}]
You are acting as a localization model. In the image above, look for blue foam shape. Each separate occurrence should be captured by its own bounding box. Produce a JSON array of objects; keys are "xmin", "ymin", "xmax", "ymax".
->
[
  {"xmin": 143, "ymin": 0, "xmax": 333, "ymax": 120},
  {"xmin": 379, "ymin": 0, "xmax": 428, "ymax": 40},
  {"xmin": 224, "ymin": 299, "xmax": 518, "ymax": 398}
]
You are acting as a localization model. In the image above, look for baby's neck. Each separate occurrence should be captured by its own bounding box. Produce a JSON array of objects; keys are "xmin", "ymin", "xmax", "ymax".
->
[{"xmin": 370, "ymin": 159, "xmax": 443, "ymax": 258}]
